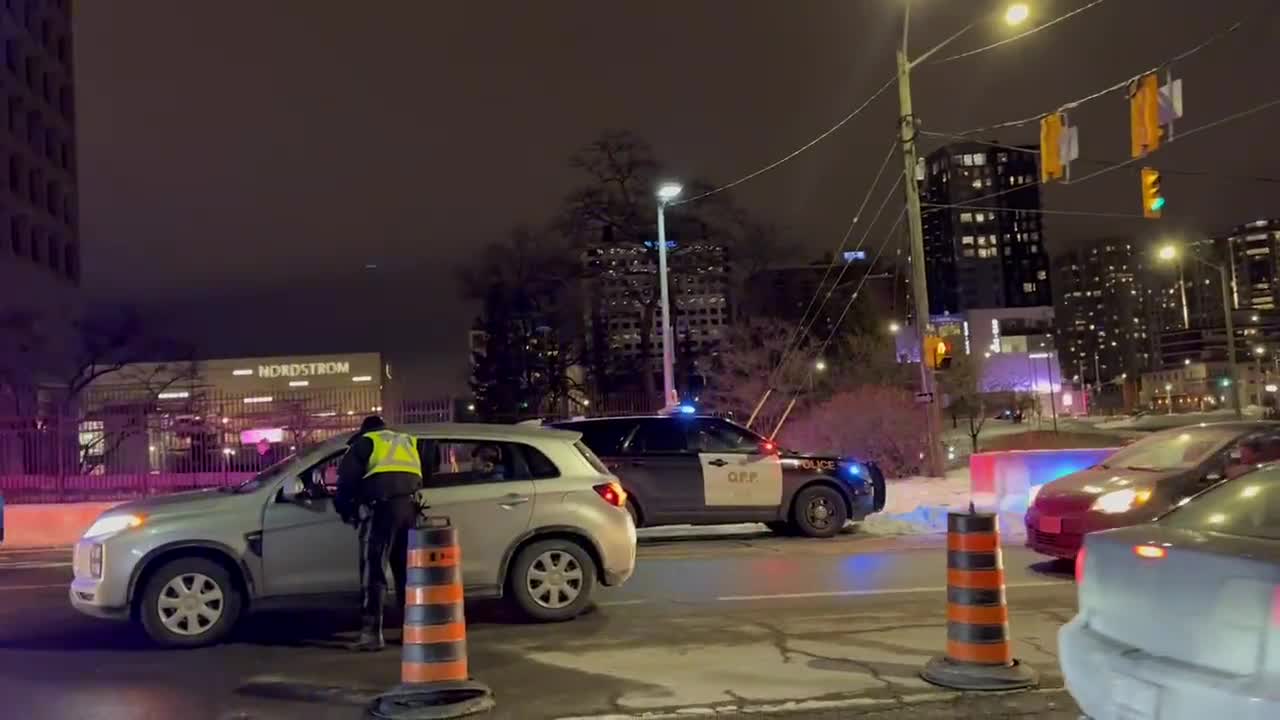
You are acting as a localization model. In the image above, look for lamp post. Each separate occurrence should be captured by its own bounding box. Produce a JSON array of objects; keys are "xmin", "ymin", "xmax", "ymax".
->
[
  {"xmin": 1157, "ymin": 244, "xmax": 1241, "ymax": 418},
  {"xmin": 899, "ymin": 0, "xmax": 1030, "ymax": 475},
  {"xmin": 1255, "ymin": 345, "xmax": 1267, "ymax": 406},
  {"xmin": 656, "ymin": 182, "xmax": 682, "ymax": 410},
  {"xmin": 1165, "ymin": 383, "xmax": 1174, "ymax": 414}
]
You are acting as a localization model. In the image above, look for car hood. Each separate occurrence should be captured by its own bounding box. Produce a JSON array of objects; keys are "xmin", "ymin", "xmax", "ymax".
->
[
  {"xmin": 1038, "ymin": 465, "xmax": 1179, "ymax": 499},
  {"xmin": 108, "ymin": 488, "xmax": 233, "ymax": 516}
]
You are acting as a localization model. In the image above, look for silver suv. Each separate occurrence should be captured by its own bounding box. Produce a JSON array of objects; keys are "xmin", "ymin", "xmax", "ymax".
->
[{"xmin": 69, "ymin": 423, "xmax": 636, "ymax": 648}]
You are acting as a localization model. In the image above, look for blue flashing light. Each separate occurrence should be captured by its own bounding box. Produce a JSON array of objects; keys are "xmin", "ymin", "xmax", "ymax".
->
[
  {"xmin": 678, "ymin": 404, "xmax": 697, "ymax": 415},
  {"xmin": 844, "ymin": 462, "xmax": 862, "ymax": 477}
]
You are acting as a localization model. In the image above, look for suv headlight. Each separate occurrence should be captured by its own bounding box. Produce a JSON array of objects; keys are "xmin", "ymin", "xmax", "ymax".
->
[
  {"xmin": 1090, "ymin": 488, "xmax": 1152, "ymax": 514},
  {"xmin": 83, "ymin": 513, "xmax": 145, "ymax": 539}
]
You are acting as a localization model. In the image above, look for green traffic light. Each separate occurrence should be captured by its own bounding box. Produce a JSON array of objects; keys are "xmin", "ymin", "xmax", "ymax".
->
[{"xmin": 1150, "ymin": 196, "xmax": 1166, "ymax": 211}]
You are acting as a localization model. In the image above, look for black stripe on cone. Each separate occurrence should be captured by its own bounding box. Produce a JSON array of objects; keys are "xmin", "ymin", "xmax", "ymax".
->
[{"xmin": 921, "ymin": 511, "xmax": 1038, "ymax": 692}]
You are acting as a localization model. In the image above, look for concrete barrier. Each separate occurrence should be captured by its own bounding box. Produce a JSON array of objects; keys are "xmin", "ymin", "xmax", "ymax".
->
[
  {"xmin": 0, "ymin": 501, "xmax": 121, "ymax": 547},
  {"xmin": 969, "ymin": 447, "xmax": 1119, "ymax": 514}
]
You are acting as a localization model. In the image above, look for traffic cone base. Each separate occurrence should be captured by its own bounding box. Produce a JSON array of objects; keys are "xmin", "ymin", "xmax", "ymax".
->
[{"xmin": 920, "ymin": 511, "xmax": 1039, "ymax": 692}]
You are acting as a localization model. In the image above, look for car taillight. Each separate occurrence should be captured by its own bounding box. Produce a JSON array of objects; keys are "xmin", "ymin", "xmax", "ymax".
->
[
  {"xmin": 1074, "ymin": 546, "xmax": 1087, "ymax": 584},
  {"xmin": 760, "ymin": 441, "xmax": 776, "ymax": 454},
  {"xmin": 594, "ymin": 482, "xmax": 627, "ymax": 508}
]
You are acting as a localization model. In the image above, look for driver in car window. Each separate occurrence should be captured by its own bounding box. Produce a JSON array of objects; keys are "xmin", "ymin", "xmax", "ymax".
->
[{"xmin": 472, "ymin": 444, "xmax": 506, "ymax": 481}]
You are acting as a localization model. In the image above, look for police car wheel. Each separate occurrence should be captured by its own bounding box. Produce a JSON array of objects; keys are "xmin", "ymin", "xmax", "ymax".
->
[
  {"xmin": 138, "ymin": 557, "xmax": 242, "ymax": 648},
  {"xmin": 507, "ymin": 539, "xmax": 597, "ymax": 622},
  {"xmin": 792, "ymin": 485, "xmax": 848, "ymax": 539}
]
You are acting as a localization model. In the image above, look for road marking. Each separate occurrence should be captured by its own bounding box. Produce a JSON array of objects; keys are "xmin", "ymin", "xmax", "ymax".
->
[
  {"xmin": 0, "ymin": 583, "xmax": 64, "ymax": 592},
  {"xmin": 598, "ymin": 599, "xmax": 649, "ymax": 607},
  {"xmin": 716, "ymin": 580, "xmax": 1067, "ymax": 602}
]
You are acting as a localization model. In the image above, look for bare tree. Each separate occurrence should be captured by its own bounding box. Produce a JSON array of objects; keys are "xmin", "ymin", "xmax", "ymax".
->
[{"xmin": 939, "ymin": 352, "xmax": 989, "ymax": 454}]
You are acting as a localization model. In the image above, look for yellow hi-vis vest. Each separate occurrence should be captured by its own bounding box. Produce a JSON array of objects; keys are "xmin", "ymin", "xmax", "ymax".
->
[{"xmin": 363, "ymin": 430, "xmax": 423, "ymax": 478}]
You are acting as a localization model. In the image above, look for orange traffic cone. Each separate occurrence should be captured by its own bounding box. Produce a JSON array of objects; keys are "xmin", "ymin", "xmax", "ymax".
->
[
  {"xmin": 369, "ymin": 517, "xmax": 494, "ymax": 719},
  {"xmin": 920, "ymin": 511, "xmax": 1038, "ymax": 691}
]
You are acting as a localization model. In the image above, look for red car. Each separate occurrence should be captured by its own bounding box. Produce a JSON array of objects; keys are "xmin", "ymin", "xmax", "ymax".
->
[{"xmin": 1025, "ymin": 421, "xmax": 1280, "ymax": 559}]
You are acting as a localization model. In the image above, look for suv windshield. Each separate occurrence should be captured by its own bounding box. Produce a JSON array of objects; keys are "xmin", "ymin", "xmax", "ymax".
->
[
  {"xmin": 1099, "ymin": 426, "xmax": 1239, "ymax": 472},
  {"xmin": 230, "ymin": 454, "xmax": 297, "ymax": 493}
]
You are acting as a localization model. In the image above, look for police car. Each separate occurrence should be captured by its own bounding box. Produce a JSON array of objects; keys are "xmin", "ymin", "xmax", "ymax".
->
[{"xmin": 550, "ymin": 411, "xmax": 886, "ymax": 538}]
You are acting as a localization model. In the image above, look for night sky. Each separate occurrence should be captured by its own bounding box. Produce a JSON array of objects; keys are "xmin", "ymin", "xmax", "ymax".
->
[{"xmin": 74, "ymin": 1, "xmax": 1280, "ymax": 392}]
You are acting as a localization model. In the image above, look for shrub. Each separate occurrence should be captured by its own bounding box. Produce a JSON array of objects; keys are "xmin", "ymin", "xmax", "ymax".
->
[{"xmin": 778, "ymin": 385, "xmax": 929, "ymax": 478}]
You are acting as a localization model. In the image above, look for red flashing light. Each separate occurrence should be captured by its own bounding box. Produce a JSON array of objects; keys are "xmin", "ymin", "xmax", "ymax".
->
[
  {"xmin": 760, "ymin": 441, "xmax": 776, "ymax": 454},
  {"xmin": 1133, "ymin": 545, "xmax": 1167, "ymax": 560},
  {"xmin": 1075, "ymin": 547, "xmax": 1087, "ymax": 584},
  {"xmin": 594, "ymin": 482, "xmax": 627, "ymax": 508}
]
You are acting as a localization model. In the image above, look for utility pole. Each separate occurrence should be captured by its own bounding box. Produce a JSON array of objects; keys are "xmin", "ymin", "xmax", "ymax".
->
[
  {"xmin": 897, "ymin": 42, "xmax": 943, "ymax": 478},
  {"xmin": 1219, "ymin": 263, "xmax": 1243, "ymax": 418}
]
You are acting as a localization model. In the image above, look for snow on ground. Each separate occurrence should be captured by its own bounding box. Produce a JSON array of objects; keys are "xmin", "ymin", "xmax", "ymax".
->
[
  {"xmin": 636, "ymin": 466, "xmax": 1029, "ymax": 542},
  {"xmin": 1096, "ymin": 406, "xmax": 1262, "ymax": 431}
]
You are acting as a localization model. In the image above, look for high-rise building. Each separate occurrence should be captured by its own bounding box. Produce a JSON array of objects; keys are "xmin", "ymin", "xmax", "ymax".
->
[
  {"xmin": 919, "ymin": 143, "xmax": 1051, "ymax": 314},
  {"xmin": 1227, "ymin": 218, "xmax": 1280, "ymax": 311},
  {"xmin": 0, "ymin": 2, "xmax": 78, "ymax": 306},
  {"xmin": 1054, "ymin": 239, "xmax": 1152, "ymax": 384},
  {"xmin": 581, "ymin": 233, "xmax": 731, "ymax": 392}
]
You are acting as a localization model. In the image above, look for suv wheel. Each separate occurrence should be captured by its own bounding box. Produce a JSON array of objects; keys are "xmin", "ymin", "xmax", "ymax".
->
[
  {"xmin": 139, "ymin": 557, "xmax": 242, "ymax": 648},
  {"xmin": 507, "ymin": 539, "xmax": 597, "ymax": 622},
  {"xmin": 792, "ymin": 485, "xmax": 848, "ymax": 539}
]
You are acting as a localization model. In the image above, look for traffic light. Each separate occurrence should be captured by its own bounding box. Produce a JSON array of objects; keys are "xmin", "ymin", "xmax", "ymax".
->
[
  {"xmin": 924, "ymin": 337, "xmax": 952, "ymax": 370},
  {"xmin": 1039, "ymin": 113, "xmax": 1065, "ymax": 183},
  {"xmin": 1130, "ymin": 73, "xmax": 1163, "ymax": 158},
  {"xmin": 1141, "ymin": 167, "xmax": 1164, "ymax": 219}
]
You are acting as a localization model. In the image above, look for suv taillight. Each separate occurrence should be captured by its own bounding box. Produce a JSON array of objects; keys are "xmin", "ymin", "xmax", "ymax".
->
[
  {"xmin": 1074, "ymin": 546, "xmax": 1087, "ymax": 584},
  {"xmin": 594, "ymin": 482, "xmax": 627, "ymax": 508}
]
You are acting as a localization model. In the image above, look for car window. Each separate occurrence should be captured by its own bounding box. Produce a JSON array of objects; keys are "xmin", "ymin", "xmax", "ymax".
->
[
  {"xmin": 521, "ymin": 445, "xmax": 560, "ymax": 480},
  {"xmin": 687, "ymin": 418, "xmax": 763, "ymax": 453},
  {"xmin": 1163, "ymin": 469, "xmax": 1280, "ymax": 540},
  {"xmin": 1099, "ymin": 426, "xmax": 1242, "ymax": 472},
  {"xmin": 576, "ymin": 441, "xmax": 611, "ymax": 474},
  {"xmin": 423, "ymin": 440, "xmax": 527, "ymax": 487},
  {"xmin": 1225, "ymin": 430, "xmax": 1280, "ymax": 479},
  {"xmin": 303, "ymin": 451, "xmax": 345, "ymax": 494},
  {"xmin": 554, "ymin": 419, "xmax": 637, "ymax": 457},
  {"xmin": 630, "ymin": 419, "xmax": 688, "ymax": 454}
]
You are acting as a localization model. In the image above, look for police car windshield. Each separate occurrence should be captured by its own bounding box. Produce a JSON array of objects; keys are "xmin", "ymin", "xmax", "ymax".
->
[{"xmin": 230, "ymin": 455, "xmax": 298, "ymax": 493}]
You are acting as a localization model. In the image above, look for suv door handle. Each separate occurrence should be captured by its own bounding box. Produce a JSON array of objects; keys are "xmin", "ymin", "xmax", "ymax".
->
[
  {"xmin": 707, "ymin": 459, "xmax": 728, "ymax": 467},
  {"xmin": 499, "ymin": 494, "xmax": 530, "ymax": 508}
]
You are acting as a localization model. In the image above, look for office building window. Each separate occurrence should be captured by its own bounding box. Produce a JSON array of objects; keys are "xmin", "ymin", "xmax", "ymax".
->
[{"xmin": 1023, "ymin": 282, "xmax": 1037, "ymax": 293}]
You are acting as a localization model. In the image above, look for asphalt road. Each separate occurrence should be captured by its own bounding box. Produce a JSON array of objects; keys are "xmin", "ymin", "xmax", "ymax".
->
[{"xmin": 0, "ymin": 530, "xmax": 1080, "ymax": 720}]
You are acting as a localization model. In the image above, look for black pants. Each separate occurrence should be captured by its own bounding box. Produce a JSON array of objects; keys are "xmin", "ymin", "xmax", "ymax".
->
[{"xmin": 357, "ymin": 496, "xmax": 418, "ymax": 622}]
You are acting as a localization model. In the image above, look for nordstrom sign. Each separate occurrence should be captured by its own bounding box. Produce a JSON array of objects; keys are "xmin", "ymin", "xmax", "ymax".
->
[{"xmin": 257, "ymin": 361, "xmax": 351, "ymax": 379}]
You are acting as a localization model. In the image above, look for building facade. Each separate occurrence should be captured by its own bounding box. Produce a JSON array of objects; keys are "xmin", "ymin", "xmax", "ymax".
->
[
  {"xmin": 1227, "ymin": 218, "xmax": 1280, "ymax": 312},
  {"xmin": 581, "ymin": 234, "xmax": 731, "ymax": 392},
  {"xmin": 0, "ymin": 1, "xmax": 78, "ymax": 311},
  {"xmin": 919, "ymin": 143, "xmax": 1051, "ymax": 314},
  {"xmin": 1054, "ymin": 239, "xmax": 1153, "ymax": 385}
]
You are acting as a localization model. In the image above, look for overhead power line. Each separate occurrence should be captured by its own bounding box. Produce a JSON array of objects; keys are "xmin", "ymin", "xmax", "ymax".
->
[
  {"xmin": 771, "ymin": 138, "xmax": 899, "ymax": 384},
  {"xmin": 945, "ymin": 18, "xmax": 1246, "ymax": 137},
  {"xmin": 674, "ymin": 77, "xmax": 896, "ymax": 207},
  {"xmin": 927, "ymin": 0, "xmax": 1111, "ymax": 66}
]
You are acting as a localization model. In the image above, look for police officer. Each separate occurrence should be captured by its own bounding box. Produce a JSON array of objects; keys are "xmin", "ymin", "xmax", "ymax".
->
[{"xmin": 335, "ymin": 415, "xmax": 423, "ymax": 652}]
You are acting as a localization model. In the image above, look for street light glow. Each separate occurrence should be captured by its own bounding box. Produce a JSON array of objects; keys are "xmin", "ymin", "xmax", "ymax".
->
[
  {"xmin": 1157, "ymin": 245, "xmax": 1177, "ymax": 261},
  {"xmin": 1256, "ymin": 346, "xmax": 1267, "ymax": 356},
  {"xmin": 1004, "ymin": 3, "xmax": 1030, "ymax": 26},
  {"xmin": 656, "ymin": 182, "xmax": 683, "ymax": 201},
  {"xmin": 814, "ymin": 359, "xmax": 827, "ymax": 372},
  {"xmin": 888, "ymin": 321, "xmax": 901, "ymax": 334}
]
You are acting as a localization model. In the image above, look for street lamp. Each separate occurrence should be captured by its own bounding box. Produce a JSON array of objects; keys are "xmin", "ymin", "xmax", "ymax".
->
[
  {"xmin": 1004, "ymin": 3, "xmax": 1031, "ymax": 25},
  {"xmin": 1165, "ymin": 383, "xmax": 1174, "ymax": 415},
  {"xmin": 656, "ymin": 181, "xmax": 683, "ymax": 410},
  {"xmin": 1157, "ymin": 244, "xmax": 1241, "ymax": 418},
  {"xmin": 899, "ymin": 3, "xmax": 1030, "ymax": 477},
  {"xmin": 888, "ymin": 321, "xmax": 901, "ymax": 334},
  {"xmin": 814, "ymin": 359, "xmax": 828, "ymax": 372}
]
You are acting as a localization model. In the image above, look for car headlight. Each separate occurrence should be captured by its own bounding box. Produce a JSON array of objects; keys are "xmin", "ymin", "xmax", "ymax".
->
[
  {"xmin": 83, "ymin": 513, "xmax": 145, "ymax": 539},
  {"xmin": 1090, "ymin": 488, "xmax": 1153, "ymax": 515}
]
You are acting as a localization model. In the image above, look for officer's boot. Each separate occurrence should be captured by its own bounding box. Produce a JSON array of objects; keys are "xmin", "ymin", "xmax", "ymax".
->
[{"xmin": 350, "ymin": 613, "xmax": 385, "ymax": 652}]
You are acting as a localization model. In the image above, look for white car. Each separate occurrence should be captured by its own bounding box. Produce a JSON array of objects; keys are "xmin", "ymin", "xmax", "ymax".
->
[{"xmin": 1060, "ymin": 467, "xmax": 1280, "ymax": 720}]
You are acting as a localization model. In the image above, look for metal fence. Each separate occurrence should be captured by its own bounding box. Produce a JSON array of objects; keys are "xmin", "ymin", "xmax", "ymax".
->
[{"xmin": 0, "ymin": 390, "xmax": 453, "ymax": 504}]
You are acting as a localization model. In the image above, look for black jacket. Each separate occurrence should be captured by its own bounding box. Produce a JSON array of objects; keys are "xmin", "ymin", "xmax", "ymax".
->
[{"xmin": 334, "ymin": 433, "xmax": 423, "ymax": 523}]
